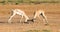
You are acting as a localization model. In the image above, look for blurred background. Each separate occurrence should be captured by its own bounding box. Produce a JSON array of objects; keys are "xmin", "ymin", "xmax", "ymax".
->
[
  {"xmin": 0, "ymin": 0, "xmax": 60, "ymax": 5},
  {"xmin": 0, "ymin": 0, "xmax": 60, "ymax": 32}
]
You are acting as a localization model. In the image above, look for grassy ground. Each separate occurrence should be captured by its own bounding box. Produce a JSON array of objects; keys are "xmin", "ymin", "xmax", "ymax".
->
[{"xmin": 0, "ymin": 3, "xmax": 60, "ymax": 32}]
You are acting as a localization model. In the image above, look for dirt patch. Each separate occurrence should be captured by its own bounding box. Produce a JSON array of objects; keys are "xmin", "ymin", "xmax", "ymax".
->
[{"xmin": 0, "ymin": 3, "xmax": 60, "ymax": 32}]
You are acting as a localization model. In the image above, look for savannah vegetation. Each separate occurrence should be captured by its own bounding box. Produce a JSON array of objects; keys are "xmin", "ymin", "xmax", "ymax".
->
[{"xmin": 0, "ymin": 0, "xmax": 60, "ymax": 5}]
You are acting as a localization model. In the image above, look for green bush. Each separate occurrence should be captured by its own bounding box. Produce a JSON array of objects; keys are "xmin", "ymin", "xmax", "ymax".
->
[
  {"xmin": 42, "ymin": 30, "xmax": 50, "ymax": 32},
  {"xmin": 25, "ymin": 30, "xmax": 40, "ymax": 32},
  {"xmin": 0, "ymin": 0, "xmax": 6, "ymax": 5},
  {"xmin": 0, "ymin": 0, "xmax": 60, "ymax": 5}
]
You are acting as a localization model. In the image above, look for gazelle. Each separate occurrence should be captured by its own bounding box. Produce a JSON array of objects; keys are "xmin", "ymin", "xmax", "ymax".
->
[
  {"xmin": 8, "ymin": 9, "xmax": 29, "ymax": 23},
  {"xmin": 33, "ymin": 10, "xmax": 48, "ymax": 25}
]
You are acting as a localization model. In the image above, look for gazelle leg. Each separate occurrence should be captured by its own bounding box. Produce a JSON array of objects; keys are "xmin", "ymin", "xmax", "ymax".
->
[
  {"xmin": 8, "ymin": 13, "xmax": 16, "ymax": 23},
  {"xmin": 19, "ymin": 15, "xmax": 23, "ymax": 22},
  {"xmin": 33, "ymin": 13, "xmax": 37, "ymax": 21},
  {"xmin": 24, "ymin": 18, "xmax": 28, "ymax": 23},
  {"xmin": 38, "ymin": 15, "xmax": 41, "ymax": 21},
  {"xmin": 41, "ymin": 12, "xmax": 48, "ymax": 25},
  {"xmin": 25, "ymin": 18, "xmax": 28, "ymax": 22},
  {"xmin": 34, "ymin": 13, "xmax": 37, "ymax": 19}
]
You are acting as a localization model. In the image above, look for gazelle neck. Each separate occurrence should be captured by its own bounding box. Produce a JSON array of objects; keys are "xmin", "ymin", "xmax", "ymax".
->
[{"xmin": 24, "ymin": 14, "xmax": 29, "ymax": 19}]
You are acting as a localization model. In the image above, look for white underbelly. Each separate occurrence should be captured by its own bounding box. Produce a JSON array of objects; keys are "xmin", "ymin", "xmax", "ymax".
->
[{"xmin": 16, "ymin": 12, "xmax": 23, "ymax": 16}]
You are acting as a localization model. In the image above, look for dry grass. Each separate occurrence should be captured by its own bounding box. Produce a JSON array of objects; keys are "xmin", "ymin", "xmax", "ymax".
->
[{"xmin": 0, "ymin": 3, "xmax": 60, "ymax": 32}]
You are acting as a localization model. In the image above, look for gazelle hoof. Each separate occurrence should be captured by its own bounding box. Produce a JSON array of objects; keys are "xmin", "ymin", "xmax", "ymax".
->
[
  {"xmin": 24, "ymin": 22, "xmax": 29, "ymax": 24},
  {"xmin": 45, "ymin": 23, "xmax": 49, "ymax": 26},
  {"xmin": 8, "ymin": 21, "xmax": 12, "ymax": 24}
]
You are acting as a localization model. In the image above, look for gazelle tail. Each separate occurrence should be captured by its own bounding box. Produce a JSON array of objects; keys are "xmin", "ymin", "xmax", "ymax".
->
[
  {"xmin": 34, "ymin": 11, "xmax": 36, "ymax": 15},
  {"xmin": 10, "ymin": 9, "xmax": 14, "ymax": 16},
  {"xmin": 40, "ymin": 11, "xmax": 45, "ymax": 18}
]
